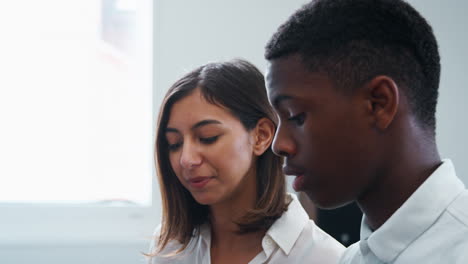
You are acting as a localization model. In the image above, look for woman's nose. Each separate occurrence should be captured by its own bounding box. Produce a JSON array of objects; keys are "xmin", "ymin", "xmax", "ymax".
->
[{"xmin": 179, "ymin": 141, "xmax": 202, "ymax": 169}]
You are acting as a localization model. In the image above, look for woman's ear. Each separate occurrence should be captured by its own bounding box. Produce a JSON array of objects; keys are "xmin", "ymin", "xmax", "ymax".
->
[{"xmin": 252, "ymin": 118, "xmax": 275, "ymax": 156}]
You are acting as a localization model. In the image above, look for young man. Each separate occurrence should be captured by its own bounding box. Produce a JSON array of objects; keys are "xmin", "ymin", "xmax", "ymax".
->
[{"xmin": 264, "ymin": 0, "xmax": 468, "ymax": 263}]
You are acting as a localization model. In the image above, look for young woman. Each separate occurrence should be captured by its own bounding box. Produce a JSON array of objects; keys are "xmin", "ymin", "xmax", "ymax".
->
[{"xmin": 148, "ymin": 59, "xmax": 344, "ymax": 264}]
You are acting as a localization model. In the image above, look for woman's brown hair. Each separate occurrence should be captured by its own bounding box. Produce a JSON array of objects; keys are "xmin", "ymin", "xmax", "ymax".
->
[{"xmin": 152, "ymin": 59, "xmax": 287, "ymax": 255}]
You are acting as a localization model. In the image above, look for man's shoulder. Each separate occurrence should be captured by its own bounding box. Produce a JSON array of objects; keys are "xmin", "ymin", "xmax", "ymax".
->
[
  {"xmin": 447, "ymin": 189, "xmax": 468, "ymax": 228},
  {"xmin": 337, "ymin": 242, "xmax": 360, "ymax": 264}
]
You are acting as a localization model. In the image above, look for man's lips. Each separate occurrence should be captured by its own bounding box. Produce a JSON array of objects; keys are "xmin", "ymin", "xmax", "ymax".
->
[
  {"xmin": 292, "ymin": 174, "xmax": 305, "ymax": 191},
  {"xmin": 283, "ymin": 165, "xmax": 305, "ymax": 177},
  {"xmin": 283, "ymin": 165, "xmax": 306, "ymax": 191},
  {"xmin": 187, "ymin": 176, "xmax": 213, "ymax": 189}
]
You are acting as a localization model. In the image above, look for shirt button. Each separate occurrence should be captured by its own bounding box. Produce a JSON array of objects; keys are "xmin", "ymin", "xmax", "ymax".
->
[{"xmin": 264, "ymin": 237, "xmax": 274, "ymax": 247}]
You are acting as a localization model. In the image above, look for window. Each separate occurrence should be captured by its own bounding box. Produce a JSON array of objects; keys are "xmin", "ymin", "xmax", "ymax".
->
[
  {"xmin": 0, "ymin": 0, "xmax": 157, "ymax": 244},
  {"xmin": 0, "ymin": 0, "xmax": 153, "ymax": 205}
]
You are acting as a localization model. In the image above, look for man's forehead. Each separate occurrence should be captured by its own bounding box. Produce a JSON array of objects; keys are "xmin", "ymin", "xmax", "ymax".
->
[
  {"xmin": 267, "ymin": 55, "xmax": 306, "ymax": 84},
  {"xmin": 265, "ymin": 61, "xmax": 288, "ymax": 96},
  {"xmin": 264, "ymin": 61, "xmax": 276, "ymax": 87},
  {"xmin": 266, "ymin": 60, "xmax": 299, "ymax": 107}
]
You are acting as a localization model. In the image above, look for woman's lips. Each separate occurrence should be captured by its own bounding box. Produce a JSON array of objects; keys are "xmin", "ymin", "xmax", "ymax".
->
[{"xmin": 188, "ymin": 177, "xmax": 213, "ymax": 189}]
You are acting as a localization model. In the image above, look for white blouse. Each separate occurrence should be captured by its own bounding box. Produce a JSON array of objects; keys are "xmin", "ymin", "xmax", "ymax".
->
[{"xmin": 148, "ymin": 193, "xmax": 345, "ymax": 264}]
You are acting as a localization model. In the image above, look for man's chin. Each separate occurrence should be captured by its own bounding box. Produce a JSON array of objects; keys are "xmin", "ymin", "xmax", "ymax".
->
[{"xmin": 304, "ymin": 190, "xmax": 353, "ymax": 210}]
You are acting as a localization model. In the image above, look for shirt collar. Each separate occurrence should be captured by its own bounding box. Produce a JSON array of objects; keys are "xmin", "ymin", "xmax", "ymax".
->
[
  {"xmin": 199, "ymin": 223, "xmax": 211, "ymax": 248},
  {"xmin": 266, "ymin": 193, "xmax": 310, "ymax": 255},
  {"xmin": 198, "ymin": 193, "xmax": 309, "ymax": 256},
  {"xmin": 360, "ymin": 159, "xmax": 466, "ymax": 262}
]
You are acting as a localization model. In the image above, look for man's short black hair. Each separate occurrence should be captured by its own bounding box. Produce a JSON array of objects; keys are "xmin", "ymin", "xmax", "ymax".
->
[{"xmin": 265, "ymin": 0, "xmax": 440, "ymax": 130}]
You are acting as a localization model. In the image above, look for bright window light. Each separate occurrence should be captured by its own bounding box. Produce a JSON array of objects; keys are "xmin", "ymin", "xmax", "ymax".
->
[{"xmin": 0, "ymin": 0, "xmax": 153, "ymax": 205}]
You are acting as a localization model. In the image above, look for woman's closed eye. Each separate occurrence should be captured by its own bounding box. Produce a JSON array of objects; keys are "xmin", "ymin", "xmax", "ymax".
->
[
  {"xmin": 168, "ymin": 141, "xmax": 182, "ymax": 151},
  {"xmin": 287, "ymin": 112, "xmax": 306, "ymax": 126},
  {"xmin": 167, "ymin": 135, "xmax": 220, "ymax": 151},
  {"xmin": 199, "ymin": 135, "xmax": 219, "ymax": 144}
]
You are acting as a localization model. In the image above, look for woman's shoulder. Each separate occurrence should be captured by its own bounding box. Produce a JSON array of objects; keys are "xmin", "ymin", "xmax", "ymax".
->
[
  {"xmin": 147, "ymin": 224, "xmax": 207, "ymax": 264},
  {"xmin": 300, "ymin": 219, "xmax": 346, "ymax": 252},
  {"xmin": 291, "ymin": 223, "xmax": 346, "ymax": 263},
  {"xmin": 147, "ymin": 225, "xmax": 184, "ymax": 264},
  {"xmin": 272, "ymin": 193, "xmax": 345, "ymax": 260}
]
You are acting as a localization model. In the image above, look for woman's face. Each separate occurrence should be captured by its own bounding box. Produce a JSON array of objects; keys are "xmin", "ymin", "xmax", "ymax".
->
[{"xmin": 165, "ymin": 89, "xmax": 257, "ymax": 205}]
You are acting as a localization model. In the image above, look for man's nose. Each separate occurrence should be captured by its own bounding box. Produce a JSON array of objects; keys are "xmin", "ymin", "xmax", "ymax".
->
[{"xmin": 272, "ymin": 125, "xmax": 296, "ymax": 158}]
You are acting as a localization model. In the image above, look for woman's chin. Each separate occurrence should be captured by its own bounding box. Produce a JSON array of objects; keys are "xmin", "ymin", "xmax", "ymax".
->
[{"xmin": 191, "ymin": 192, "xmax": 219, "ymax": 205}]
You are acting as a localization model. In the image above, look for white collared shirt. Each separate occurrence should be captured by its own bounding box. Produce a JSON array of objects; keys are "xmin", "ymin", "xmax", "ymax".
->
[
  {"xmin": 148, "ymin": 193, "xmax": 345, "ymax": 264},
  {"xmin": 339, "ymin": 159, "xmax": 468, "ymax": 264}
]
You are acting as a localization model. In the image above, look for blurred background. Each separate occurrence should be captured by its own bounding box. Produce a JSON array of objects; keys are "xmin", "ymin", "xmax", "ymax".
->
[{"xmin": 0, "ymin": 0, "xmax": 466, "ymax": 263}]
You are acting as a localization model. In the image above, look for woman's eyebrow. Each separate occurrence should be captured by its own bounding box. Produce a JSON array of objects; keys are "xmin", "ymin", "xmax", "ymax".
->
[
  {"xmin": 191, "ymin": 119, "xmax": 221, "ymax": 130},
  {"xmin": 165, "ymin": 119, "xmax": 221, "ymax": 133},
  {"xmin": 165, "ymin": 127, "xmax": 179, "ymax": 133}
]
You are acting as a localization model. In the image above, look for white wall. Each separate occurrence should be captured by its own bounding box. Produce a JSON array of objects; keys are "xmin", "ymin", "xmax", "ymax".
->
[
  {"xmin": 153, "ymin": 0, "xmax": 310, "ymax": 107},
  {"xmin": 408, "ymin": 0, "xmax": 468, "ymax": 183},
  {"xmin": 2, "ymin": 1, "xmax": 466, "ymax": 263},
  {"xmin": 0, "ymin": 243, "xmax": 146, "ymax": 264}
]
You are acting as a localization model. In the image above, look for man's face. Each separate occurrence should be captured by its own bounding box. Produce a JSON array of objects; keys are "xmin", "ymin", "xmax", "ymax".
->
[{"xmin": 266, "ymin": 54, "xmax": 378, "ymax": 209}]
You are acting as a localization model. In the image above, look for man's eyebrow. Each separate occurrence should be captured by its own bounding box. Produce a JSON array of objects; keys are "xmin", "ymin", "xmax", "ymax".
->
[
  {"xmin": 165, "ymin": 119, "xmax": 221, "ymax": 133},
  {"xmin": 272, "ymin": 95, "xmax": 293, "ymax": 108}
]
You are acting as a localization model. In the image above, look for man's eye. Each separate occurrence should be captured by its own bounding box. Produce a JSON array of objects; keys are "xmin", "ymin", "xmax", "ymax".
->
[
  {"xmin": 287, "ymin": 113, "xmax": 306, "ymax": 126},
  {"xmin": 168, "ymin": 142, "xmax": 182, "ymax": 151},
  {"xmin": 200, "ymin": 136, "xmax": 219, "ymax": 144}
]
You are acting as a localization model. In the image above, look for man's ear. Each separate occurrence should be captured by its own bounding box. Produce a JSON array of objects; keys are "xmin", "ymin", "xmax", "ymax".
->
[
  {"xmin": 364, "ymin": 75, "xmax": 399, "ymax": 131},
  {"xmin": 252, "ymin": 118, "xmax": 275, "ymax": 156}
]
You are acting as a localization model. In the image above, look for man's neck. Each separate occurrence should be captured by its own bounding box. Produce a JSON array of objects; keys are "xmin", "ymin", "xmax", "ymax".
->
[{"xmin": 357, "ymin": 129, "xmax": 441, "ymax": 231}]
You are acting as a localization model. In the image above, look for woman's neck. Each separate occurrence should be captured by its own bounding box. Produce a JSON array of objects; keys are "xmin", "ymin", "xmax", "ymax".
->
[
  {"xmin": 209, "ymin": 166, "xmax": 260, "ymax": 245},
  {"xmin": 209, "ymin": 194, "xmax": 265, "ymax": 264}
]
